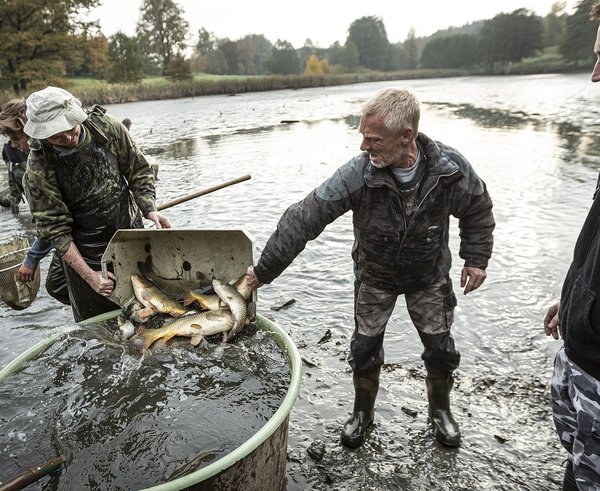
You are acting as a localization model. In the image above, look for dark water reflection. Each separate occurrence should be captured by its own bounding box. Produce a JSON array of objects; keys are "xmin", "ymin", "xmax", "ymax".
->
[{"xmin": 1, "ymin": 72, "xmax": 598, "ymax": 489}]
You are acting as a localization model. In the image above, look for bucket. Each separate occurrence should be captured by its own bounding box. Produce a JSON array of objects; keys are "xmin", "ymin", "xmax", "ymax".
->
[
  {"xmin": 0, "ymin": 236, "xmax": 40, "ymax": 310},
  {"xmin": 0, "ymin": 311, "xmax": 301, "ymax": 490}
]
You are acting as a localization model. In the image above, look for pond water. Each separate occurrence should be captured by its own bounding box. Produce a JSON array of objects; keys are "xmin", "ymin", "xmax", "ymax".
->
[{"xmin": 1, "ymin": 72, "xmax": 598, "ymax": 489}]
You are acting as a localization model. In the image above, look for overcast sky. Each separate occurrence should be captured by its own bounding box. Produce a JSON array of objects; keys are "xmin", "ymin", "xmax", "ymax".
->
[{"xmin": 90, "ymin": 0, "xmax": 578, "ymax": 48}]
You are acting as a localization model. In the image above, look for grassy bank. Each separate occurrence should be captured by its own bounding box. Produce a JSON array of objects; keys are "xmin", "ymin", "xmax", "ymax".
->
[
  {"xmin": 13, "ymin": 70, "xmax": 469, "ymax": 107},
  {"xmin": 0, "ymin": 61, "xmax": 587, "ymax": 107}
]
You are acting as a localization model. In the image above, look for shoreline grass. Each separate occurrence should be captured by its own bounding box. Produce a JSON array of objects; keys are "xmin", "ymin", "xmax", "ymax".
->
[{"xmin": 0, "ymin": 62, "xmax": 588, "ymax": 107}]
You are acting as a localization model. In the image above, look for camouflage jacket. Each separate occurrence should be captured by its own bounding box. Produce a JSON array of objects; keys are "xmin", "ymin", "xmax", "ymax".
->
[
  {"xmin": 254, "ymin": 132, "xmax": 495, "ymax": 294},
  {"xmin": 24, "ymin": 105, "xmax": 156, "ymax": 260}
]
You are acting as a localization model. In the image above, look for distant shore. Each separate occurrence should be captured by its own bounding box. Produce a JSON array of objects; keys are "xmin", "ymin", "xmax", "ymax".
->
[{"xmin": 1, "ymin": 63, "xmax": 587, "ymax": 108}]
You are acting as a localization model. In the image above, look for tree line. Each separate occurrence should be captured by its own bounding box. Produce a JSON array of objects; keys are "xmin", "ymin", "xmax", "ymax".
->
[{"xmin": 0, "ymin": 0, "xmax": 597, "ymax": 94}]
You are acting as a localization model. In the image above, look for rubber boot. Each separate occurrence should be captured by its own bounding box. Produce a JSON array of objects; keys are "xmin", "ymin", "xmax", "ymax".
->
[
  {"xmin": 563, "ymin": 459, "xmax": 578, "ymax": 491},
  {"xmin": 426, "ymin": 371, "xmax": 461, "ymax": 447},
  {"xmin": 340, "ymin": 368, "xmax": 380, "ymax": 448}
]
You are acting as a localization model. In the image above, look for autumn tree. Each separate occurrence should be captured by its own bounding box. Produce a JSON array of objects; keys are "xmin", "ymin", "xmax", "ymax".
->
[
  {"xmin": 70, "ymin": 34, "xmax": 109, "ymax": 78},
  {"xmin": 0, "ymin": 0, "xmax": 100, "ymax": 93},
  {"xmin": 304, "ymin": 54, "xmax": 329, "ymax": 75},
  {"xmin": 136, "ymin": 0, "xmax": 189, "ymax": 74},
  {"xmin": 346, "ymin": 16, "xmax": 390, "ymax": 71}
]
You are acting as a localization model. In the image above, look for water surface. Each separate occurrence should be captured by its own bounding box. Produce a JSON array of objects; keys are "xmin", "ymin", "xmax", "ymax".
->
[{"xmin": 1, "ymin": 73, "xmax": 596, "ymax": 489}]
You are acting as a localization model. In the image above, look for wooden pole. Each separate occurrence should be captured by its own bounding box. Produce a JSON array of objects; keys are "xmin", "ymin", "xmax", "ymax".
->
[
  {"xmin": 0, "ymin": 456, "xmax": 65, "ymax": 491},
  {"xmin": 157, "ymin": 174, "xmax": 251, "ymax": 211}
]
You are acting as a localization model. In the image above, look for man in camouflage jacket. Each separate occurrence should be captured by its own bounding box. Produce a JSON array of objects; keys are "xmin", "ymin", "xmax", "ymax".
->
[
  {"xmin": 23, "ymin": 86, "xmax": 170, "ymax": 322},
  {"xmin": 246, "ymin": 88, "xmax": 494, "ymax": 449}
]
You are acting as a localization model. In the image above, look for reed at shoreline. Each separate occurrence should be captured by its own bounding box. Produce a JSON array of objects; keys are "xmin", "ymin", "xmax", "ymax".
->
[{"xmin": 0, "ymin": 61, "xmax": 586, "ymax": 108}]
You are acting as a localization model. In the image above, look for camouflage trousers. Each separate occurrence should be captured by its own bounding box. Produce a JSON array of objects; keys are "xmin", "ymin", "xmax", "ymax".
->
[
  {"xmin": 551, "ymin": 347, "xmax": 600, "ymax": 490},
  {"xmin": 348, "ymin": 275, "xmax": 461, "ymax": 375}
]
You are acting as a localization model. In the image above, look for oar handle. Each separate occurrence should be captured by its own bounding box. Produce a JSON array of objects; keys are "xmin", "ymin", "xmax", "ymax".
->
[
  {"xmin": 0, "ymin": 455, "xmax": 65, "ymax": 491},
  {"xmin": 157, "ymin": 174, "xmax": 251, "ymax": 211}
]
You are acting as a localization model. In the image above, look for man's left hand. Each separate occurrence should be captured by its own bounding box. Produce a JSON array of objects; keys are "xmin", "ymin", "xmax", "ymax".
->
[
  {"xmin": 460, "ymin": 266, "xmax": 487, "ymax": 295},
  {"xmin": 146, "ymin": 211, "xmax": 171, "ymax": 229}
]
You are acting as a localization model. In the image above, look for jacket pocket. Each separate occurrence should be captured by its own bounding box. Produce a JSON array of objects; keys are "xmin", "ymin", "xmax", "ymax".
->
[{"xmin": 562, "ymin": 273, "xmax": 595, "ymax": 336}]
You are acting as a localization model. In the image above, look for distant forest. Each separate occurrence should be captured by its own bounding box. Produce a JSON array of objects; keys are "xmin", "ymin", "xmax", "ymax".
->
[{"xmin": 0, "ymin": 0, "xmax": 597, "ymax": 94}]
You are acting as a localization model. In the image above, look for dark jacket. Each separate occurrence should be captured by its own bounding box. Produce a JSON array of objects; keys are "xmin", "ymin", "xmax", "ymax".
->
[
  {"xmin": 2, "ymin": 143, "xmax": 27, "ymax": 204},
  {"xmin": 560, "ymin": 176, "xmax": 600, "ymax": 379},
  {"xmin": 254, "ymin": 132, "xmax": 495, "ymax": 294}
]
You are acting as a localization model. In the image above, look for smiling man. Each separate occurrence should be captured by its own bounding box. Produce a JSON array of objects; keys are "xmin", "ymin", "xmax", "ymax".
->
[
  {"xmin": 22, "ymin": 86, "xmax": 171, "ymax": 322},
  {"xmin": 246, "ymin": 87, "xmax": 495, "ymax": 449}
]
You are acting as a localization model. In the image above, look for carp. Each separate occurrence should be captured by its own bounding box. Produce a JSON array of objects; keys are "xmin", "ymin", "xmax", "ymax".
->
[
  {"xmin": 212, "ymin": 278, "xmax": 248, "ymax": 342},
  {"xmin": 183, "ymin": 273, "xmax": 251, "ymax": 310},
  {"xmin": 128, "ymin": 309, "xmax": 234, "ymax": 350},
  {"xmin": 131, "ymin": 274, "xmax": 189, "ymax": 318}
]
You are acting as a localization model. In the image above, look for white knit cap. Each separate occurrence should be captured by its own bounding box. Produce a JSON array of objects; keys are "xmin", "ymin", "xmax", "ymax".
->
[{"xmin": 24, "ymin": 86, "xmax": 88, "ymax": 139}]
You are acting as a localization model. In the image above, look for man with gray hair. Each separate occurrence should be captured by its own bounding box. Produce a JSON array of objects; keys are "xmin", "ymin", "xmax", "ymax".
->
[
  {"xmin": 246, "ymin": 87, "xmax": 495, "ymax": 448},
  {"xmin": 23, "ymin": 86, "xmax": 170, "ymax": 322},
  {"xmin": 544, "ymin": 3, "xmax": 600, "ymax": 489}
]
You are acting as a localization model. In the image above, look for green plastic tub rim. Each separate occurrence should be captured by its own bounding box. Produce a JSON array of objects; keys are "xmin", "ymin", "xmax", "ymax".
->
[{"xmin": 0, "ymin": 311, "xmax": 302, "ymax": 491}]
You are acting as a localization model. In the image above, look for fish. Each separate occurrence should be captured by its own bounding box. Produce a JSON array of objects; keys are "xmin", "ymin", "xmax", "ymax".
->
[
  {"xmin": 131, "ymin": 274, "xmax": 190, "ymax": 318},
  {"xmin": 137, "ymin": 256, "xmax": 206, "ymax": 298},
  {"xmin": 123, "ymin": 298, "xmax": 157, "ymax": 323},
  {"xmin": 117, "ymin": 316, "xmax": 136, "ymax": 340},
  {"xmin": 128, "ymin": 309, "xmax": 235, "ymax": 350},
  {"xmin": 183, "ymin": 273, "xmax": 251, "ymax": 310},
  {"xmin": 212, "ymin": 278, "xmax": 248, "ymax": 342}
]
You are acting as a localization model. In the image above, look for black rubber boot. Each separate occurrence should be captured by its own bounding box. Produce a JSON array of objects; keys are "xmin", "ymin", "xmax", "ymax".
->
[
  {"xmin": 426, "ymin": 371, "xmax": 461, "ymax": 447},
  {"xmin": 340, "ymin": 368, "xmax": 380, "ymax": 448},
  {"xmin": 563, "ymin": 459, "xmax": 578, "ymax": 491}
]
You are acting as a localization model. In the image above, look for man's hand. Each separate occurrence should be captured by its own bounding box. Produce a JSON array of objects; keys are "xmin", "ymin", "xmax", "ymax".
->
[
  {"xmin": 460, "ymin": 266, "xmax": 487, "ymax": 295},
  {"xmin": 544, "ymin": 301, "xmax": 561, "ymax": 340},
  {"xmin": 146, "ymin": 211, "xmax": 171, "ymax": 229},
  {"xmin": 17, "ymin": 263, "xmax": 35, "ymax": 282},
  {"xmin": 246, "ymin": 265, "xmax": 263, "ymax": 290},
  {"xmin": 87, "ymin": 270, "xmax": 117, "ymax": 297},
  {"xmin": 63, "ymin": 242, "xmax": 116, "ymax": 297}
]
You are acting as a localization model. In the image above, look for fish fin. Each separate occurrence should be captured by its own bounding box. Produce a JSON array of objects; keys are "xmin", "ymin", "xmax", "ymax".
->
[
  {"xmin": 191, "ymin": 335, "xmax": 204, "ymax": 346},
  {"xmin": 162, "ymin": 333, "xmax": 176, "ymax": 343},
  {"xmin": 182, "ymin": 292, "xmax": 196, "ymax": 307},
  {"xmin": 142, "ymin": 338, "xmax": 155, "ymax": 350},
  {"xmin": 140, "ymin": 307, "xmax": 155, "ymax": 321}
]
